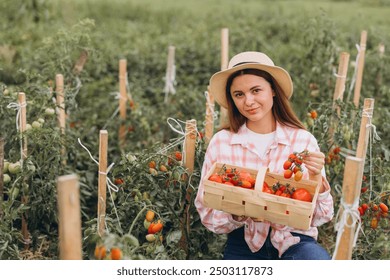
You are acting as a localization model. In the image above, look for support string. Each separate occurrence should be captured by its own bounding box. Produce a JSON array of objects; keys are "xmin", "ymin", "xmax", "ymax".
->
[
  {"xmin": 332, "ymin": 198, "xmax": 363, "ymax": 259},
  {"xmin": 77, "ymin": 138, "xmax": 122, "ymax": 232},
  {"xmin": 362, "ymin": 108, "xmax": 381, "ymax": 201},
  {"xmin": 203, "ymin": 91, "xmax": 218, "ymax": 126}
]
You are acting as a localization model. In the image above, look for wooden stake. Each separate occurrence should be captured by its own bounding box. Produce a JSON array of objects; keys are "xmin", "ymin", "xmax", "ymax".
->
[
  {"xmin": 353, "ymin": 31, "xmax": 367, "ymax": 108},
  {"xmin": 164, "ymin": 46, "xmax": 176, "ymax": 103},
  {"xmin": 98, "ymin": 130, "xmax": 108, "ymax": 237},
  {"xmin": 329, "ymin": 52, "xmax": 350, "ymax": 142},
  {"xmin": 204, "ymin": 86, "xmax": 215, "ymax": 145},
  {"xmin": 378, "ymin": 43, "xmax": 385, "ymax": 57},
  {"xmin": 18, "ymin": 93, "xmax": 28, "ymax": 159},
  {"xmin": 219, "ymin": 28, "xmax": 229, "ymax": 129},
  {"xmin": 57, "ymin": 174, "xmax": 82, "ymax": 260},
  {"xmin": 184, "ymin": 119, "xmax": 197, "ymax": 174},
  {"xmin": 334, "ymin": 156, "xmax": 364, "ymax": 260},
  {"xmin": 73, "ymin": 49, "xmax": 88, "ymax": 75},
  {"xmin": 18, "ymin": 92, "xmax": 29, "ymax": 249},
  {"xmin": 220, "ymin": 28, "xmax": 229, "ymax": 71},
  {"xmin": 356, "ymin": 98, "xmax": 375, "ymax": 161},
  {"xmin": 119, "ymin": 59, "xmax": 127, "ymax": 147},
  {"xmin": 0, "ymin": 137, "xmax": 4, "ymax": 219},
  {"xmin": 333, "ymin": 52, "xmax": 350, "ymax": 113},
  {"xmin": 179, "ymin": 119, "xmax": 197, "ymax": 256},
  {"xmin": 56, "ymin": 74, "xmax": 65, "ymax": 134},
  {"xmin": 56, "ymin": 75, "xmax": 67, "ymax": 165}
]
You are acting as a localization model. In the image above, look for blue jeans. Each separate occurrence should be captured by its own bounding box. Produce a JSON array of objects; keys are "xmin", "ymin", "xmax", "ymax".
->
[{"xmin": 223, "ymin": 227, "xmax": 331, "ymax": 260}]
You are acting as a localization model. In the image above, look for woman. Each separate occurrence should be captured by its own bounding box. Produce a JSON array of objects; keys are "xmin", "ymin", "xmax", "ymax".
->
[{"xmin": 195, "ymin": 51, "xmax": 334, "ymax": 260}]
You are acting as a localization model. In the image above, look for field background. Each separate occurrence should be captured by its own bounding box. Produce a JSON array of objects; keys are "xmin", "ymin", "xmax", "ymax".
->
[{"xmin": 0, "ymin": 0, "xmax": 389, "ymax": 260}]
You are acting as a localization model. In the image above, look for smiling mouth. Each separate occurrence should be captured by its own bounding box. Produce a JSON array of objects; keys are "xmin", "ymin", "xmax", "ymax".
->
[{"xmin": 246, "ymin": 108, "xmax": 259, "ymax": 114}]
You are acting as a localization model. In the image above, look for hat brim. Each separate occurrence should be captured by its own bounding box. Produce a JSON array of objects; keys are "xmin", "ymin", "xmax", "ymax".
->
[{"xmin": 209, "ymin": 63, "xmax": 293, "ymax": 109}]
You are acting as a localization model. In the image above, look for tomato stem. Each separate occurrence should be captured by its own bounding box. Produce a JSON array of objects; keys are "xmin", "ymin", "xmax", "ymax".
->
[{"xmin": 128, "ymin": 204, "xmax": 148, "ymax": 235}]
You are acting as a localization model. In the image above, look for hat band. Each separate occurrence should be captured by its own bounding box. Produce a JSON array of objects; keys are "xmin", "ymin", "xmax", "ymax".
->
[{"xmin": 232, "ymin": 61, "xmax": 257, "ymax": 67}]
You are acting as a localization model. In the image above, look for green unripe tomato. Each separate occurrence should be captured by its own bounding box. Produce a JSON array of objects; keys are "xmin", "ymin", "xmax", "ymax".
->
[
  {"xmin": 8, "ymin": 162, "xmax": 21, "ymax": 174},
  {"xmin": 3, "ymin": 173, "xmax": 11, "ymax": 184},
  {"xmin": 32, "ymin": 121, "xmax": 42, "ymax": 129}
]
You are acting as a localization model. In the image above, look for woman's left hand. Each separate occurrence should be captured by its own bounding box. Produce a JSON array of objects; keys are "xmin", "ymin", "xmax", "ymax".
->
[{"xmin": 303, "ymin": 151, "xmax": 325, "ymax": 179}]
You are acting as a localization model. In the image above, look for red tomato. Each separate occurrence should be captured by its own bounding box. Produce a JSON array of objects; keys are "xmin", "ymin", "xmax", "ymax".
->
[
  {"xmin": 240, "ymin": 180, "xmax": 252, "ymax": 189},
  {"xmin": 221, "ymin": 175, "xmax": 231, "ymax": 183},
  {"xmin": 174, "ymin": 151, "xmax": 182, "ymax": 161},
  {"xmin": 358, "ymin": 206, "xmax": 364, "ymax": 216},
  {"xmin": 379, "ymin": 202, "xmax": 388, "ymax": 213},
  {"xmin": 224, "ymin": 181, "xmax": 234, "ymax": 186},
  {"xmin": 288, "ymin": 153, "xmax": 297, "ymax": 161},
  {"xmin": 370, "ymin": 217, "xmax": 378, "ymax": 229},
  {"xmin": 294, "ymin": 156, "xmax": 303, "ymax": 165},
  {"xmin": 114, "ymin": 178, "xmax": 124, "ymax": 185},
  {"xmin": 283, "ymin": 160, "xmax": 292, "ymax": 170},
  {"xmin": 110, "ymin": 248, "xmax": 122, "ymax": 260},
  {"xmin": 209, "ymin": 174, "xmax": 223, "ymax": 183},
  {"xmin": 239, "ymin": 171, "xmax": 252, "ymax": 180},
  {"xmin": 225, "ymin": 168, "xmax": 238, "ymax": 177},
  {"xmin": 280, "ymin": 192, "xmax": 291, "ymax": 198},
  {"xmin": 292, "ymin": 188, "xmax": 312, "ymax": 202},
  {"xmin": 230, "ymin": 175, "xmax": 240, "ymax": 186},
  {"xmin": 246, "ymin": 176, "xmax": 256, "ymax": 187},
  {"xmin": 262, "ymin": 182, "xmax": 274, "ymax": 194},
  {"xmin": 284, "ymin": 169, "xmax": 293, "ymax": 179},
  {"xmin": 293, "ymin": 165, "xmax": 301, "ymax": 174},
  {"xmin": 148, "ymin": 220, "xmax": 163, "ymax": 234}
]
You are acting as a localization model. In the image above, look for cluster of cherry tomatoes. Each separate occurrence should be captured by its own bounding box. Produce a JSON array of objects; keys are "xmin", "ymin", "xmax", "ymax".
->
[
  {"xmin": 262, "ymin": 181, "xmax": 313, "ymax": 202},
  {"xmin": 325, "ymin": 146, "xmax": 341, "ymax": 165},
  {"xmin": 144, "ymin": 210, "xmax": 164, "ymax": 242},
  {"xmin": 283, "ymin": 150, "xmax": 310, "ymax": 181},
  {"xmin": 358, "ymin": 202, "xmax": 389, "ymax": 230},
  {"xmin": 208, "ymin": 165, "xmax": 256, "ymax": 189},
  {"xmin": 207, "ymin": 164, "xmax": 313, "ymax": 202},
  {"xmin": 94, "ymin": 245, "xmax": 122, "ymax": 260}
]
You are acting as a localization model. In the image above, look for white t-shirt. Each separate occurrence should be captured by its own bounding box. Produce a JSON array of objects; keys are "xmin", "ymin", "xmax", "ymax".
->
[{"xmin": 246, "ymin": 129, "xmax": 276, "ymax": 158}]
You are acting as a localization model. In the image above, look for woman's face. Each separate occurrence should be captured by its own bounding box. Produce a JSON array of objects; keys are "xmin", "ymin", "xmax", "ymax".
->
[{"xmin": 230, "ymin": 74, "xmax": 275, "ymax": 128}]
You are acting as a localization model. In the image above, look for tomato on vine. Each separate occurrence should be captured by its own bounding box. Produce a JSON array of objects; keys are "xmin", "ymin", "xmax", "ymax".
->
[{"xmin": 283, "ymin": 150, "xmax": 309, "ymax": 181}]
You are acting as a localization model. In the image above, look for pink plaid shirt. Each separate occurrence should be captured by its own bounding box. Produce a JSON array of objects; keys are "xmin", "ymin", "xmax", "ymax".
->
[{"xmin": 195, "ymin": 122, "xmax": 334, "ymax": 257}]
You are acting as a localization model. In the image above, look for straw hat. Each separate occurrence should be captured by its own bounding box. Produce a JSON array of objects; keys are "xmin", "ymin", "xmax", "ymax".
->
[{"xmin": 209, "ymin": 51, "xmax": 293, "ymax": 108}]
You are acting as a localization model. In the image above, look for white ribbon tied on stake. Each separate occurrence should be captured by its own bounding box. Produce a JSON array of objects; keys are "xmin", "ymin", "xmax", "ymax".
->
[
  {"xmin": 203, "ymin": 91, "xmax": 218, "ymax": 125},
  {"xmin": 157, "ymin": 117, "xmax": 186, "ymax": 157},
  {"xmin": 77, "ymin": 138, "xmax": 122, "ymax": 233},
  {"xmin": 332, "ymin": 70, "xmax": 347, "ymax": 98},
  {"xmin": 7, "ymin": 101, "xmax": 27, "ymax": 165},
  {"xmin": 332, "ymin": 198, "xmax": 363, "ymax": 260}
]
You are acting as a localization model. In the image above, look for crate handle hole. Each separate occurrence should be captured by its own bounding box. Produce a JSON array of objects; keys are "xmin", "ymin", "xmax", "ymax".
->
[
  {"xmin": 264, "ymin": 206, "xmax": 267, "ymax": 211},
  {"xmin": 242, "ymin": 201, "xmax": 245, "ymax": 205}
]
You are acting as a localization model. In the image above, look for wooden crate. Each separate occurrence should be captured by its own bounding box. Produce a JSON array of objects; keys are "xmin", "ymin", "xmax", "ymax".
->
[{"xmin": 203, "ymin": 162, "xmax": 321, "ymax": 230}]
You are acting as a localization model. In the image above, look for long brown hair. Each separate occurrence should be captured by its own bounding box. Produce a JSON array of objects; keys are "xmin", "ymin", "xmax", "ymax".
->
[{"xmin": 221, "ymin": 68, "xmax": 305, "ymax": 133}]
